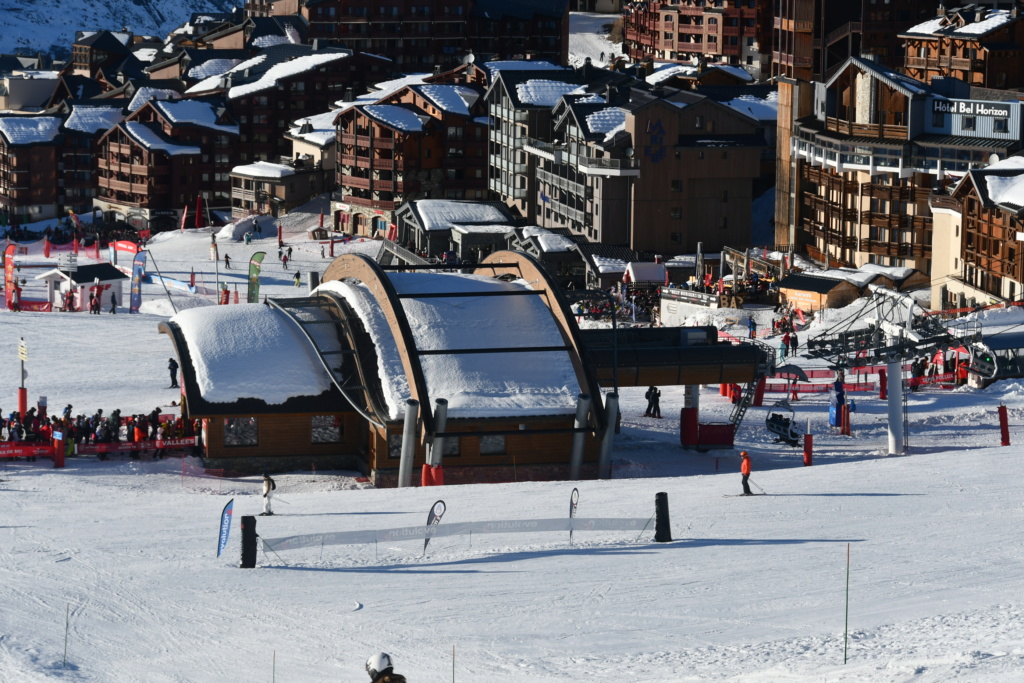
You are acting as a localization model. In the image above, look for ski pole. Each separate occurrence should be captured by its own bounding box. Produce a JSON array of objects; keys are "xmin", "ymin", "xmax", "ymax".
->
[
  {"xmin": 272, "ymin": 496, "xmax": 291, "ymax": 505},
  {"xmin": 750, "ymin": 478, "xmax": 767, "ymax": 494},
  {"xmin": 259, "ymin": 537, "xmax": 289, "ymax": 566}
]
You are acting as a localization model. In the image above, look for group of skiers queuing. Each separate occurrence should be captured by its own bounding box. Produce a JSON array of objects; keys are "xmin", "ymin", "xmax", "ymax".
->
[{"xmin": 1, "ymin": 403, "xmax": 201, "ymax": 461}]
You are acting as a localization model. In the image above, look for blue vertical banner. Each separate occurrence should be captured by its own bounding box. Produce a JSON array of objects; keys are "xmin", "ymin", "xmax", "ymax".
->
[
  {"xmin": 129, "ymin": 251, "xmax": 147, "ymax": 314},
  {"xmin": 217, "ymin": 498, "xmax": 235, "ymax": 557}
]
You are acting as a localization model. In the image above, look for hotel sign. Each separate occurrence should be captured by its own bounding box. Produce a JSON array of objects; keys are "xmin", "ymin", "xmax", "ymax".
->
[{"xmin": 932, "ymin": 100, "xmax": 1012, "ymax": 118}]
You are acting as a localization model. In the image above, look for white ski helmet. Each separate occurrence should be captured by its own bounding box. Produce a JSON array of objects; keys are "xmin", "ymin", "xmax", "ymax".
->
[{"xmin": 366, "ymin": 652, "xmax": 394, "ymax": 681}]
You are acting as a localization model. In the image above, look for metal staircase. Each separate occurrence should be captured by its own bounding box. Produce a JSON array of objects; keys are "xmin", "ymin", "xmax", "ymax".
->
[{"xmin": 729, "ymin": 338, "xmax": 777, "ymax": 429}]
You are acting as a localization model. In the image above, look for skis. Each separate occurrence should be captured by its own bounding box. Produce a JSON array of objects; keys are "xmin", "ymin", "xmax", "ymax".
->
[{"xmin": 723, "ymin": 493, "xmax": 767, "ymax": 497}]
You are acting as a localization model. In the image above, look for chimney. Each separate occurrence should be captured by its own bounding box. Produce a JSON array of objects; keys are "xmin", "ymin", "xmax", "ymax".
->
[
  {"xmin": 654, "ymin": 254, "xmax": 663, "ymax": 264},
  {"xmin": 311, "ymin": 38, "xmax": 320, "ymax": 51},
  {"xmin": 976, "ymin": 7, "xmax": 988, "ymax": 21},
  {"xmin": 434, "ymin": 64, "xmax": 442, "ymax": 76},
  {"xmin": 937, "ymin": 3, "xmax": 945, "ymax": 17}
]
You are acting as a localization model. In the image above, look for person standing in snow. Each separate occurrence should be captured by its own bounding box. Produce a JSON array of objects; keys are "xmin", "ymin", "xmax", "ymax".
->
[
  {"xmin": 168, "ymin": 357, "xmax": 179, "ymax": 388},
  {"xmin": 109, "ymin": 291, "xmax": 117, "ymax": 314},
  {"xmin": 282, "ymin": 254, "xmax": 289, "ymax": 270},
  {"xmin": 224, "ymin": 253, "xmax": 231, "ymax": 270},
  {"xmin": 789, "ymin": 332, "xmax": 799, "ymax": 357},
  {"xmin": 747, "ymin": 316, "xmax": 757, "ymax": 339},
  {"xmin": 366, "ymin": 652, "xmax": 406, "ymax": 683},
  {"xmin": 740, "ymin": 451, "xmax": 752, "ymax": 495},
  {"xmin": 293, "ymin": 271, "xmax": 301, "ymax": 287},
  {"xmin": 261, "ymin": 472, "xmax": 276, "ymax": 515},
  {"xmin": 644, "ymin": 386, "xmax": 661, "ymax": 418}
]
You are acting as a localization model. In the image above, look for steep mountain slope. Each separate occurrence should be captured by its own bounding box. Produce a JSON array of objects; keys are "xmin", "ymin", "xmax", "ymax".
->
[{"xmin": 0, "ymin": 0, "xmax": 234, "ymax": 57}]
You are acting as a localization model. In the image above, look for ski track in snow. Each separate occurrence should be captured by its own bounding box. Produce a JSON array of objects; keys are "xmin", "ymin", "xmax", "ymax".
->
[{"xmin": 3, "ymin": 198, "xmax": 1024, "ymax": 680}]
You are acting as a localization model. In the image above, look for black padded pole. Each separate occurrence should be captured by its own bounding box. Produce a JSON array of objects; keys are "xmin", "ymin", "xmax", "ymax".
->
[
  {"xmin": 240, "ymin": 515, "xmax": 257, "ymax": 568},
  {"xmin": 654, "ymin": 492, "xmax": 672, "ymax": 543}
]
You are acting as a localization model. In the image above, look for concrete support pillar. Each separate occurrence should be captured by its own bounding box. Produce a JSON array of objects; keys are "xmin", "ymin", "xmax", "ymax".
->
[
  {"xmin": 398, "ymin": 399, "xmax": 419, "ymax": 487},
  {"xmin": 598, "ymin": 392, "xmax": 618, "ymax": 479},
  {"xmin": 568, "ymin": 393, "xmax": 592, "ymax": 480}
]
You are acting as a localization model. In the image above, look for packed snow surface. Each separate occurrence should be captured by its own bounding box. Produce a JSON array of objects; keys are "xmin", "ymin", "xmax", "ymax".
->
[{"xmin": 3, "ymin": 200, "xmax": 1024, "ymax": 680}]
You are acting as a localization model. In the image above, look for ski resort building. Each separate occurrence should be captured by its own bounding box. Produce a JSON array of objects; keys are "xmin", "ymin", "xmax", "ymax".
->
[{"xmin": 160, "ymin": 251, "xmax": 764, "ymax": 484}]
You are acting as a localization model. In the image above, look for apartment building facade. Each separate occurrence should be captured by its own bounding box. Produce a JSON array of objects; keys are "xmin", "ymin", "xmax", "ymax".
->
[
  {"xmin": 623, "ymin": 0, "xmax": 771, "ymax": 79},
  {"xmin": 791, "ymin": 57, "xmax": 1023, "ymax": 272},
  {"xmin": 900, "ymin": 5, "xmax": 1024, "ymax": 89}
]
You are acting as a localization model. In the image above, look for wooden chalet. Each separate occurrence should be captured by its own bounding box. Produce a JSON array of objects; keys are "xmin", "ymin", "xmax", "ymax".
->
[{"xmin": 775, "ymin": 273, "xmax": 860, "ymax": 311}]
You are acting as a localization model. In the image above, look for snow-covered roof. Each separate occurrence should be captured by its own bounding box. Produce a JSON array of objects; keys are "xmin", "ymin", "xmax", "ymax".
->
[
  {"xmin": 132, "ymin": 48, "xmax": 159, "ymax": 63},
  {"xmin": 0, "ymin": 116, "xmax": 62, "ymax": 145},
  {"xmin": 723, "ymin": 91, "xmax": 779, "ymax": 122},
  {"xmin": 188, "ymin": 58, "xmax": 243, "ymax": 81},
  {"xmin": 228, "ymin": 52, "xmax": 351, "ymax": 99},
  {"xmin": 626, "ymin": 262, "xmax": 666, "ymax": 283},
  {"xmin": 708, "ymin": 64, "xmax": 754, "ymax": 82},
  {"xmin": 127, "ymin": 87, "xmax": 181, "ymax": 112},
  {"xmin": 123, "ymin": 121, "xmax": 200, "ymax": 155},
  {"xmin": 317, "ymin": 273, "xmax": 581, "ymax": 419},
  {"xmin": 521, "ymin": 226, "xmax": 575, "ymax": 253},
  {"xmin": 151, "ymin": 99, "xmax": 238, "ymax": 134},
  {"xmin": 585, "ymin": 106, "xmax": 628, "ymax": 141},
  {"xmin": 903, "ymin": 9, "xmax": 1014, "ymax": 37},
  {"xmin": 64, "ymin": 105, "xmax": 124, "ymax": 135},
  {"xmin": 366, "ymin": 72, "xmax": 432, "ymax": 96},
  {"xmin": 288, "ymin": 110, "xmax": 337, "ymax": 146},
  {"xmin": 414, "ymin": 200, "xmax": 512, "ymax": 232},
  {"xmin": 451, "ymin": 223, "xmax": 513, "ymax": 235},
  {"xmin": 415, "ymin": 84, "xmax": 479, "ymax": 116},
  {"xmin": 483, "ymin": 60, "xmax": 566, "ymax": 79},
  {"xmin": 187, "ymin": 54, "xmax": 268, "ymax": 94},
  {"xmin": 361, "ymin": 104, "xmax": 424, "ymax": 132},
  {"xmin": 231, "ymin": 161, "xmax": 297, "ymax": 179},
  {"xmin": 171, "ymin": 304, "xmax": 332, "ymax": 405},
  {"xmin": 646, "ymin": 63, "xmax": 698, "ymax": 85},
  {"xmin": 592, "ymin": 255, "xmax": 627, "ymax": 274},
  {"xmin": 517, "ymin": 79, "xmax": 581, "ymax": 107}
]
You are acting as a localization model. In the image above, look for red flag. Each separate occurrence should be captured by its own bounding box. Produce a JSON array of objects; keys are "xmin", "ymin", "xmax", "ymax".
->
[
  {"xmin": 180, "ymin": 205, "xmax": 188, "ymax": 231},
  {"xmin": 195, "ymin": 196, "xmax": 203, "ymax": 229},
  {"xmin": 43, "ymin": 238, "xmax": 51, "ymax": 258},
  {"xmin": 319, "ymin": 211, "xmax": 324, "ymax": 228},
  {"xmin": 664, "ymin": 267, "xmax": 670, "ymax": 286}
]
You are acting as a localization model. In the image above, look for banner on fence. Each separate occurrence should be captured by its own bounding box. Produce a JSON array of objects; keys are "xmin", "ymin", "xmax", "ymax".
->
[
  {"xmin": 263, "ymin": 517, "xmax": 651, "ymax": 552},
  {"xmin": 0, "ymin": 443, "xmax": 56, "ymax": 459},
  {"xmin": 217, "ymin": 499, "xmax": 234, "ymax": 557},
  {"xmin": 129, "ymin": 251, "xmax": 147, "ymax": 313},
  {"xmin": 247, "ymin": 252, "xmax": 266, "ymax": 303},
  {"xmin": 766, "ymin": 382, "xmax": 876, "ymax": 393},
  {"xmin": 77, "ymin": 437, "xmax": 197, "ymax": 454}
]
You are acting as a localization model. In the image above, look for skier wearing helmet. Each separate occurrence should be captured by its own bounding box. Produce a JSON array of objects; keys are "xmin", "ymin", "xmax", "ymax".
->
[
  {"xmin": 168, "ymin": 357, "xmax": 179, "ymax": 388},
  {"xmin": 366, "ymin": 652, "xmax": 406, "ymax": 682}
]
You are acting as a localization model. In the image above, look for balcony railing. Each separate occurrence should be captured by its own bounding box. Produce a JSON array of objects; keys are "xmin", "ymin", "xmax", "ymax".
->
[{"xmin": 826, "ymin": 117, "xmax": 908, "ymax": 140}]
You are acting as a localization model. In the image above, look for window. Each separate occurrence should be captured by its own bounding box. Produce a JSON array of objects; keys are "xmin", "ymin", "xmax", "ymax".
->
[
  {"xmin": 480, "ymin": 434, "xmax": 506, "ymax": 455},
  {"xmin": 670, "ymin": 207, "xmax": 682, "ymax": 219},
  {"xmin": 671, "ymin": 179, "xmax": 683, "ymax": 192},
  {"xmin": 963, "ymin": 116, "xmax": 976, "ymax": 131},
  {"xmin": 670, "ymin": 231, "xmax": 682, "ymax": 243},
  {"xmin": 932, "ymin": 110, "xmax": 944, "ymax": 127},
  {"xmin": 995, "ymin": 118, "xmax": 1008, "ymax": 133},
  {"xmin": 719, "ymin": 216, "xmax": 728, "ymax": 229},
  {"xmin": 721, "ymin": 190, "xmax": 728, "ymax": 202},
  {"xmin": 694, "ymin": 115, "xmax": 704, "ymax": 130},
  {"xmin": 224, "ymin": 418, "xmax": 258, "ymax": 446},
  {"xmin": 311, "ymin": 415, "xmax": 343, "ymax": 443}
]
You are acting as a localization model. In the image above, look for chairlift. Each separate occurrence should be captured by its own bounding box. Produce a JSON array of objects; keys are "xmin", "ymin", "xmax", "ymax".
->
[
  {"xmin": 765, "ymin": 399, "xmax": 801, "ymax": 447},
  {"xmin": 968, "ymin": 343, "xmax": 998, "ymax": 379}
]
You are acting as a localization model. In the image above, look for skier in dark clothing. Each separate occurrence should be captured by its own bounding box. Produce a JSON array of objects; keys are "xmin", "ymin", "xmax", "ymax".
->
[
  {"xmin": 224, "ymin": 254, "xmax": 231, "ymax": 270},
  {"xmin": 644, "ymin": 386, "xmax": 662, "ymax": 418},
  {"xmin": 168, "ymin": 358, "xmax": 179, "ymax": 388},
  {"xmin": 366, "ymin": 652, "xmax": 406, "ymax": 683},
  {"xmin": 109, "ymin": 291, "xmax": 117, "ymax": 314},
  {"xmin": 260, "ymin": 473, "xmax": 276, "ymax": 515}
]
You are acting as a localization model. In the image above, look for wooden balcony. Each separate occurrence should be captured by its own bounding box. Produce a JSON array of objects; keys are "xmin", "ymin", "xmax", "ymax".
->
[
  {"xmin": 344, "ymin": 196, "xmax": 397, "ymax": 211},
  {"xmin": 343, "ymin": 176, "xmax": 371, "ymax": 190},
  {"xmin": 858, "ymin": 239, "xmax": 928, "ymax": 258},
  {"xmin": 826, "ymin": 117, "xmax": 907, "ymax": 139}
]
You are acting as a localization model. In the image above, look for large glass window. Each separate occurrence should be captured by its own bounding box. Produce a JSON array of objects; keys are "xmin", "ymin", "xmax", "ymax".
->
[
  {"xmin": 311, "ymin": 415, "xmax": 343, "ymax": 443},
  {"xmin": 480, "ymin": 434, "xmax": 506, "ymax": 455},
  {"xmin": 224, "ymin": 418, "xmax": 258, "ymax": 447}
]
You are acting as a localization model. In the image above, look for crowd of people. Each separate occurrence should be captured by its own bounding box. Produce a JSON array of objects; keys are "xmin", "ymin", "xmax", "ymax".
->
[{"xmin": 2, "ymin": 403, "xmax": 201, "ymax": 461}]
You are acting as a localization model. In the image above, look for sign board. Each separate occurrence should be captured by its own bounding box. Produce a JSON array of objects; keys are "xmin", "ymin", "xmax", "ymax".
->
[
  {"xmin": 52, "ymin": 431, "xmax": 63, "ymax": 441},
  {"xmin": 931, "ymin": 99, "xmax": 1012, "ymax": 118},
  {"xmin": 660, "ymin": 287, "xmax": 720, "ymax": 308},
  {"xmin": 18, "ymin": 339, "xmax": 27, "ymax": 361}
]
